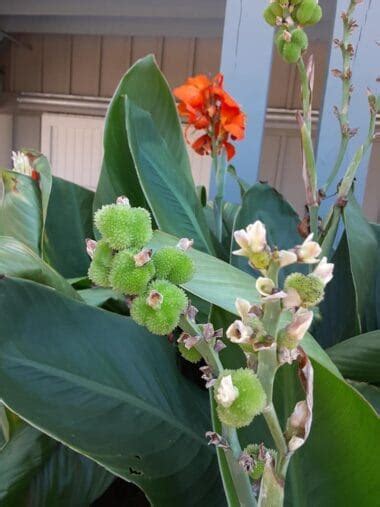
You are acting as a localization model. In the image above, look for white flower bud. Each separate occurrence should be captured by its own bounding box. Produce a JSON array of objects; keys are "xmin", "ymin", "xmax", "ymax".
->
[
  {"xmin": 286, "ymin": 308, "xmax": 313, "ymax": 342},
  {"xmin": 283, "ymin": 287, "xmax": 302, "ymax": 309},
  {"xmin": 313, "ymin": 257, "xmax": 334, "ymax": 286},
  {"xmin": 226, "ymin": 320, "xmax": 253, "ymax": 344},
  {"xmin": 278, "ymin": 250, "xmax": 298, "ymax": 268},
  {"xmin": 11, "ymin": 151, "xmax": 33, "ymax": 176},
  {"xmin": 215, "ymin": 374, "xmax": 239, "ymax": 408},
  {"xmin": 116, "ymin": 195, "xmax": 130, "ymax": 207},
  {"xmin": 256, "ymin": 277, "xmax": 275, "ymax": 296},
  {"xmin": 296, "ymin": 234, "xmax": 321, "ymax": 264},
  {"xmin": 233, "ymin": 221, "xmax": 267, "ymax": 257},
  {"xmin": 86, "ymin": 239, "xmax": 97, "ymax": 259}
]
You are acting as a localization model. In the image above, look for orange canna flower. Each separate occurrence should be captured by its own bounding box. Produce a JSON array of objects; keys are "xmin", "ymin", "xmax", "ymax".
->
[{"xmin": 173, "ymin": 73, "xmax": 246, "ymax": 161}]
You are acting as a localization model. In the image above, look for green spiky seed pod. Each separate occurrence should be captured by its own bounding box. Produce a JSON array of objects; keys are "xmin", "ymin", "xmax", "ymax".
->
[
  {"xmin": 94, "ymin": 204, "xmax": 152, "ymax": 250},
  {"xmin": 214, "ymin": 369, "xmax": 266, "ymax": 428},
  {"xmin": 244, "ymin": 444, "xmax": 277, "ymax": 480},
  {"xmin": 305, "ymin": 4, "xmax": 322, "ymax": 25},
  {"xmin": 295, "ymin": 0, "xmax": 317, "ymax": 24},
  {"xmin": 263, "ymin": 3, "xmax": 283, "ymax": 26},
  {"xmin": 88, "ymin": 261, "xmax": 110, "ymax": 287},
  {"xmin": 88, "ymin": 240, "xmax": 113, "ymax": 287},
  {"xmin": 291, "ymin": 28, "xmax": 308, "ymax": 50},
  {"xmin": 275, "ymin": 28, "xmax": 286, "ymax": 53},
  {"xmin": 178, "ymin": 342, "xmax": 202, "ymax": 363},
  {"xmin": 109, "ymin": 250, "xmax": 155, "ymax": 295},
  {"xmin": 290, "ymin": 0, "xmax": 303, "ymax": 5},
  {"xmin": 153, "ymin": 247, "xmax": 195, "ymax": 284},
  {"xmin": 282, "ymin": 42, "xmax": 302, "ymax": 63},
  {"xmin": 92, "ymin": 240, "xmax": 113, "ymax": 266},
  {"xmin": 285, "ymin": 273, "xmax": 325, "ymax": 307},
  {"xmin": 130, "ymin": 280, "xmax": 188, "ymax": 335}
]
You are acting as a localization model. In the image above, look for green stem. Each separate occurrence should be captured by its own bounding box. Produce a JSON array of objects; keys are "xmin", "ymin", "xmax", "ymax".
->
[
  {"xmin": 309, "ymin": 204, "xmax": 319, "ymax": 238},
  {"xmin": 323, "ymin": 0, "xmax": 358, "ymax": 193},
  {"xmin": 212, "ymin": 147, "xmax": 227, "ymax": 244},
  {"xmin": 180, "ymin": 315, "xmax": 257, "ymax": 506}
]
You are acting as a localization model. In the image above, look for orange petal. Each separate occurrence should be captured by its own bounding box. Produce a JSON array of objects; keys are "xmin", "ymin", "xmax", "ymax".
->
[
  {"xmin": 187, "ymin": 74, "xmax": 211, "ymax": 91},
  {"xmin": 173, "ymin": 84, "xmax": 204, "ymax": 107},
  {"xmin": 223, "ymin": 141, "xmax": 236, "ymax": 161},
  {"xmin": 192, "ymin": 134, "xmax": 211, "ymax": 156}
]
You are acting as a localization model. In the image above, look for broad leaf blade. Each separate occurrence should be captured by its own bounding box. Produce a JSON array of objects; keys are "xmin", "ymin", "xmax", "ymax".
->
[
  {"xmin": 45, "ymin": 177, "xmax": 94, "ymax": 278},
  {"xmin": 343, "ymin": 194, "xmax": 378, "ymax": 332},
  {"xmin": 327, "ymin": 331, "xmax": 380, "ymax": 383},
  {"xmin": 0, "ymin": 278, "xmax": 223, "ymax": 507},
  {"xmin": 125, "ymin": 99, "xmax": 215, "ymax": 254},
  {"xmin": 0, "ymin": 421, "xmax": 113, "ymax": 507},
  {"xmin": 0, "ymin": 236, "xmax": 79, "ymax": 300},
  {"xmin": 0, "ymin": 171, "xmax": 42, "ymax": 255}
]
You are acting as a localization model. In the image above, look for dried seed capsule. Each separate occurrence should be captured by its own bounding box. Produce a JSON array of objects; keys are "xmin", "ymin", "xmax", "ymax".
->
[
  {"xmin": 282, "ymin": 42, "xmax": 302, "ymax": 63},
  {"xmin": 153, "ymin": 246, "xmax": 195, "ymax": 285},
  {"xmin": 244, "ymin": 444, "xmax": 277, "ymax": 480},
  {"xmin": 109, "ymin": 250, "xmax": 155, "ymax": 295},
  {"xmin": 214, "ymin": 369, "xmax": 266, "ymax": 428}
]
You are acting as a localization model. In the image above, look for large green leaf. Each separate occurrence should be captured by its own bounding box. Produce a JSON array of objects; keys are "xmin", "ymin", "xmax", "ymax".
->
[
  {"xmin": 0, "ymin": 171, "xmax": 42, "ymax": 254},
  {"xmin": 349, "ymin": 381, "xmax": 380, "ymax": 414},
  {"xmin": 0, "ymin": 236, "xmax": 79, "ymax": 300},
  {"xmin": 0, "ymin": 278, "xmax": 223, "ymax": 507},
  {"xmin": 94, "ymin": 54, "xmax": 189, "ymax": 212},
  {"xmin": 314, "ymin": 234, "xmax": 360, "ymax": 347},
  {"xmin": 343, "ymin": 194, "xmax": 378, "ymax": 332},
  {"xmin": 232, "ymin": 183, "xmax": 302, "ymax": 273},
  {"xmin": 327, "ymin": 331, "xmax": 380, "ymax": 384},
  {"xmin": 149, "ymin": 230, "xmax": 260, "ymax": 312},
  {"xmin": 45, "ymin": 177, "xmax": 94, "ymax": 278},
  {"xmin": 125, "ymin": 98, "xmax": 214, "ymax": 254},
  {"xmin": 0, "ymin": 421, "xmax": 113, "ymax": 506}
]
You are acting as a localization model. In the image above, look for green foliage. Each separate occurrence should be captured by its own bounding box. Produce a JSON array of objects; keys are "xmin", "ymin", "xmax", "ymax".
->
[
  {"xmin": 109, "ymin": 249, "xmax": 155, "ymax": 295},
  {"xmin": 153, "ymin": 246, "xmax": 195, "ymax": 284},
  {"xmin": 0, "ymin": 278, "xmax": 223, "ymax": 506},
  {"xmin": 131, "ymin": 279, "xmax": 188, "ymax": 335},
  {"xmin": 214, "ymin": 369, "xmax": 266, "ymax": 428}
]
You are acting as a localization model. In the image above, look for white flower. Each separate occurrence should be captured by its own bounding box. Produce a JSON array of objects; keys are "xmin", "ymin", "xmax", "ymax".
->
[
  {"xmin": 11, "ymin": 151, "xmax": 33, "ymax": 176},
  {"xmin": 116, "ymin": 195, "xmax": 130, "ymax": 207},
  {"xmin": 177, "ymin": 237, "xmax": 194, "ymax": 251},
  {"xmin": 235, "ymin": 298, "xmax": 251, "ymax": 321},
  {"xmin": 277, "ymin": 250, "xmax": 298, "ymax": 268},
  {"xmin": 233, "ymin": 221, "xmax": 267, "ymax": 257},
  {"xmin": 226, "ymin": 320, "xmax": 253, "ymax": 344},
  {"xmin": 256, "ymin": 277, "xmax": 275, "ymax": 296},
  {"xmin": 286, "ymin": 308, "xmax": 313, "ymax": 342},
  {"xmin": 283, "ymin": 287, "xmax": 302, "ymax": 309},
  {"xmin": 216, "ymin": 375, "xmax": 239, "ymax": 408},
  {"xmin": 313, "ymin": 257, "xmax": 334, "ymax": 286},
  {"xmin": 296, "ymin": 234, "xmax": 321, "ymax": 264},
  {"xmin": 85, "ymin": 239, "xmax": 97, "ymax": 259}
]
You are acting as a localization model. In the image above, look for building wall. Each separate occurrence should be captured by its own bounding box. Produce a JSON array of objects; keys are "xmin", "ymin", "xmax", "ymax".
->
[{"xmin": 0, "ymin": 33, "xmax": 378, "ymax": 221}]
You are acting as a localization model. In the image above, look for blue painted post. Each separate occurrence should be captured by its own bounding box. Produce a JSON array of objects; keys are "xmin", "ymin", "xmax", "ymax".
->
[
  {"xmin": 217, "ymin": 0, "xmax": 274, "ymax": 202},
  {"xmin": 316, "ymin": 0, "xmax": 379, "ymax": 206}
]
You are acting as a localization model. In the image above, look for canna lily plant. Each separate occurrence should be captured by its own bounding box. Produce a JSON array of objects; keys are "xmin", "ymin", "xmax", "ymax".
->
[{"xmin": 0, "ymin": 0, "xmax": 379, "ymax": 506}]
